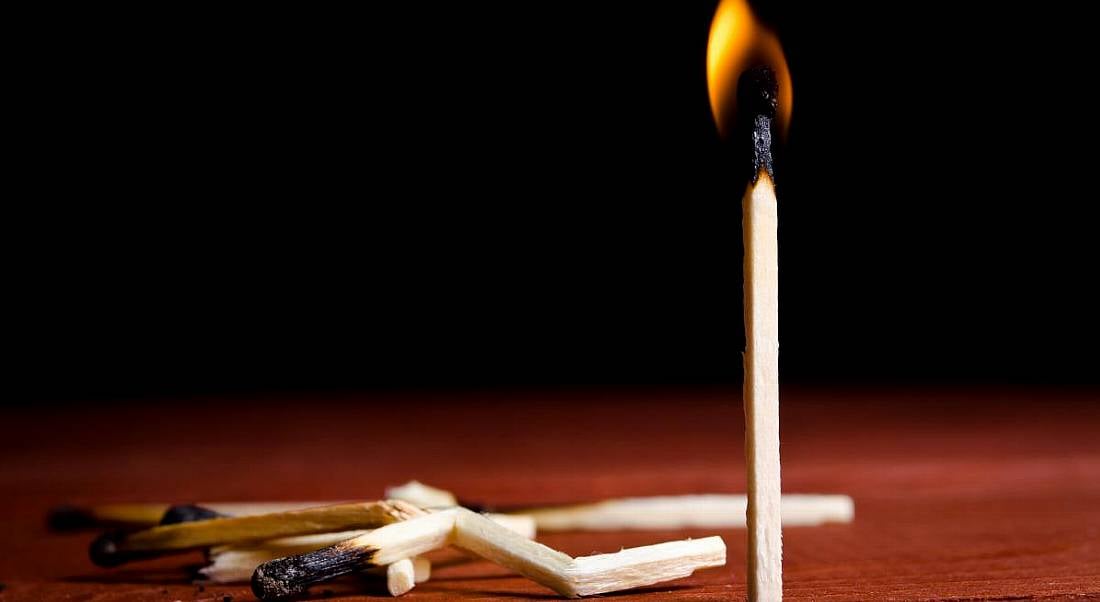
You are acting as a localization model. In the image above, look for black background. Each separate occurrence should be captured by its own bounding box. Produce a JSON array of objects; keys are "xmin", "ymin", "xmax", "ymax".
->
[{"xmin": 12, "ymin": 2, "xmax": 1099, "ymax": 401}]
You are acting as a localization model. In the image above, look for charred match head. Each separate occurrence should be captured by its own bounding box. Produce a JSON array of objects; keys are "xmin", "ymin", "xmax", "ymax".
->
[
  {"xmin": 737, "ymin": 65, "xmax": 778, "ymax": 183},
  {"xmin": 89, "ymin": 531, "xmax": 169, "ymax": 567},
  {"xmin": 159, "ymin": 504, "xmax": 226, "ymax": 525},
  {"xmin": 252, "ymin": 542, "xmax": 376, "ymax": 600},
  {"xmin": 738, "ymin": 66, "xmax": 778, "ymax": 121},
  {"xmin": 707, "ymin": 0, "xmax": 791, "ymax": 186},
  {"xmin": 89, "ymin": 504, "xmax": 226, "ymax": 566}
]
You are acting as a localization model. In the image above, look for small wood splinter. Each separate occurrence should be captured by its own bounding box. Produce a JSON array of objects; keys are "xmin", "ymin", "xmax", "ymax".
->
[{"xmin": 251, "ymin": 508, "xmax": 726, "ymax": 600}]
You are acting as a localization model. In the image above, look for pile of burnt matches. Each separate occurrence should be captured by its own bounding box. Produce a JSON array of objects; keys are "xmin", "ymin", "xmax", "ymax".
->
[{"xmin": 50, "ymin": 480, "xmax": 851, "ymax": 599}]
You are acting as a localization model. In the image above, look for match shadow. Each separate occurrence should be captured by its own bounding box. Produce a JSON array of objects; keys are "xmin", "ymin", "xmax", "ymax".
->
[
  {"xmin": 591, "ymin": 584, "xmax": 697, "ymax": 597},
  {"xmin": 435, "ymin": 589, "xmax": 560, "ymax": 600}
]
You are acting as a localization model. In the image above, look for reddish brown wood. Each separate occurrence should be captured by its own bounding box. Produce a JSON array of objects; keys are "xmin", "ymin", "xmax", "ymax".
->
[{"xmin": 1, "ymin": 387, "xmax": 1098, "ymax": 600}]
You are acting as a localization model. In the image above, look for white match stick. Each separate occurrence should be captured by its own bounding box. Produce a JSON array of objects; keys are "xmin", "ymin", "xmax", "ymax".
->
[
  {"xmin": 454, "ymin": 509, "xmax": 725, "ymax": 597},
  {"xmin": 201, "ymin": 513, "xmax": 535, "ymax": 585},
  {"xmin": 384, "ymin": 480, "xmax": 458, "ymax": 508},
  {"xmin": 90, "ymin": 500, "xmax": 426, "ymax": 566},
  {"xmin": 251, "ymin": 508, "xmax": 727, "ymax": 600},
  {"xmin": 384, "ymin": 556, "xmax": 431, "ymax": 596},
  {"xmin": 742, "ymin": 77, "xmax": 783, "ymax": 599},
  {"xmin": 525, "ymin": 493, "xmax": 852, "ymax": 531}
]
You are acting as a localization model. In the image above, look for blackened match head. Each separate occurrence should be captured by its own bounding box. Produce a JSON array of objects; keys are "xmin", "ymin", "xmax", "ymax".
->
[
  {"xmin": 252, "ymin": 543, "xmax": 376, "ymax": 600},
  {"xmin": 737, "ymin": 66, "xmax": 778, "ymax": 121},
  {"xmin": 159, "ymin": 504, "xmax": 225, "ymax": 525},
  {"xmin": 88, "ymin": 531, "xmax": 165, "ymax": 567},
  {"xmin": 707, "ymin": 0, "xmax": 792, "ymax": 136}
]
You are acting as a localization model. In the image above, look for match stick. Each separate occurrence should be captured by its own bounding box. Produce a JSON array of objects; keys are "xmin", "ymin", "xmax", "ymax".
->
[
  {"xmin": 523, "ymin": 493, "xmax": 852, "ymax": 531},
  {"xmin": 252, "ymin": 509, "xmax": 459, "ymax": 600},
  {"xmin": 251, "ymin": 508, "xmax": 726, "ymax": 600},
  {"xmin": 385, "ymin": 479, "xmax": 849, "ymax": 532},
  {"xmin": 202, "ymin": 534, "xmax": 429, "ymax": 596},
  {"xmin": 384, "ymin": 480, "xmax": 458, "ymax": 508},
  {"xmin": 740, "ymin": 64, "xmax": 783, "ymax": 602},
  {"xmin": 384, "ymin": 556, "xmax": 431, "ymax": 596},
  {"xmin": 90, "ymin": 500, "xmax": 425, "ymax": 567},
  {"xmin": 456, "ymin": 507, "xmax": 725, "ymax": 596},
  {"xmin": 49, "ymin": 501, "xmax": 342, "ymax": 531},
  {"xmin": 200, "ymin": 531, "xmax": 371, "ymax": 583},
  {"xmin": 201, "ymin": 512, "xmax": 535, "ymax": 584}
]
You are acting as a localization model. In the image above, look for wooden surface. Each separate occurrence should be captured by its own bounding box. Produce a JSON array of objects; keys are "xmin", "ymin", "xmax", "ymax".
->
[{"xmin": 1, "ymin": 387, "xmax": 1098, "ymax": 601}]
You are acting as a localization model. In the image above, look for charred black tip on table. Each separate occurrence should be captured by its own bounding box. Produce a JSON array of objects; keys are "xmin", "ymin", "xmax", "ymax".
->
[
  {"xmin": 736, "ymin": 65, "xmax": 778, "ymax": 183},
  {"xmin": 89, "ymin": 531, "xmax": 170, "ymax": 567},
  {"xmin": 251, "ymin": 543, "xmax": 376, "ymax": 601}
]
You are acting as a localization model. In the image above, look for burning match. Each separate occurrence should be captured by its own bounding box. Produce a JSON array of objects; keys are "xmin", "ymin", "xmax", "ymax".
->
[{"xmin": 708, "ymin": 1, "xmax": 792, "ymax": 600}]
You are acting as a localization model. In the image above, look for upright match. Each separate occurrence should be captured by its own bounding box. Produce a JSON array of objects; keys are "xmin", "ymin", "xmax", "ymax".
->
[{"xmin": 708, "ymin": 1, "xmax": 792, "ymax": 600}]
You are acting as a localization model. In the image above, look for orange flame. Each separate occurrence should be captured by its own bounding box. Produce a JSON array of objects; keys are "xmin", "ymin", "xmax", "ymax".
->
[{"xmin": 707, "ymin": 0, "xmax": 792, "ymax": 136}]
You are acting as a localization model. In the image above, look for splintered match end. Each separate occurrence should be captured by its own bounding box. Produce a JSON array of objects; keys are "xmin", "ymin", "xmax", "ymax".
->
[{"xmin": 738, "ymin": 65, "xmax": 779, "ymax": 182}]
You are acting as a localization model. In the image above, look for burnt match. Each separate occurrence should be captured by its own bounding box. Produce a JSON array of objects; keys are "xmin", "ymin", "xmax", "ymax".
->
[
  {"xmin": 49, "ymin": 501, "xmax": 342, "ymax": 531},
  {"xmin": 89, "ymin": 500, "xmax": 424, "ymax": 567},
  {"xmin": 251, "ymin": 508, "xmax": 726, "ymax": 600}
]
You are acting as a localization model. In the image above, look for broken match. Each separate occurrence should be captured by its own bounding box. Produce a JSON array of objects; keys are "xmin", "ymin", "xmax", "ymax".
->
[{"xmin": 251, "ymin": 508, "xmax": 727, "ymax": 600}]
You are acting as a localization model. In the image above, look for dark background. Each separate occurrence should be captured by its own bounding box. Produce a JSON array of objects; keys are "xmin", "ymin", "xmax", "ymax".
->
[{"xmin": 12, "ymin": 1, "xmax": 1099, "ymax": 401}]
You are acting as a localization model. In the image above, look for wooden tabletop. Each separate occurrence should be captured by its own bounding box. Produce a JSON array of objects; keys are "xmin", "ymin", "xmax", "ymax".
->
[{"xmin": 1, "ymin": 387, "xmax": 1098, "ymax": 601}]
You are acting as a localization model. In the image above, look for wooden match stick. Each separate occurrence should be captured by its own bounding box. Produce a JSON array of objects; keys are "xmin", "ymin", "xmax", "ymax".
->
[
  {"xmin": 251, "ymin": 508, "xmax": 726, "ymax": 600},
  {"xmin": 49, "ymin": 501, "xmax": 343, "ymax": 531},
  {"xmin": 252, "ymin": 509, "xmax": 459, "ymax": 600},
  {"xmin": 384, "ymin": 556, "xmax": 431, "ymax": 596},
  {"xmin": 386, "ymin": 480, "xmax": 849, "ymax": 532},
  {"xmin": 452, "ymin": 507, "xmax": 725, "ymax": 597},
  {"xmin": 740, "ymin": 64, "xmax": 783, "ymax": 602},
  {"xmin": 200, "ymin": 531, "xmax": 371, "ymax": 583},
  {"xmin": 201, "ymin": 512, "xmax": 535, "ymax": 584},
  {"xmin": 523, "ymin": 493, "xmax": 852, "ymax": 531},
  {"xmin": 202, "ymin": 532, "xmax": 430, "ymax": 596},
  {"xmin": 89, "ymin": 500, "xmax": 425, "ymax": 567},
  {"xmin": 384, "ymin": 480, "xmax": 458, "ymax": 508},
  {"xmin": 203, "ymin": 533, "xmax": 431, "ymax": 595}
]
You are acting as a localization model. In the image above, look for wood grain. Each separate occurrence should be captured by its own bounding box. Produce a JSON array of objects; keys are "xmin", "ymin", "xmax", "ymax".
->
[{"xmin": 1, "ymin": 387, "xmax": 1098, "ymax": 600}]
